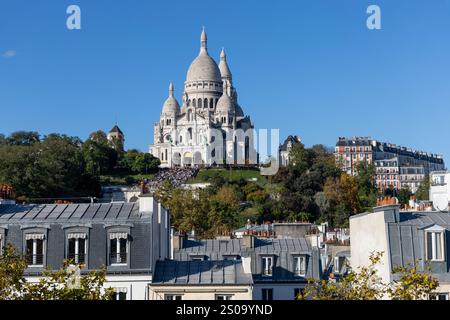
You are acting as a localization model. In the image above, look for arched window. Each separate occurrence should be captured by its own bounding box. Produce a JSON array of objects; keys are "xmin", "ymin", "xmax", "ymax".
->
[
  {"xmin": 204, "ymin": 98, "xmax": 208, "ymax": 108},
  {"xmin": 179, "ymin": 136, "xmax": 183, "ymax": 143},
  {"xmin": 193, "ymin": 99, "xmax": 196, "ymax": 107},
  {"xmin": 187, "ymin": 99, "xmax": 191, "ymax": 107},
  {"xmin": 198, "ymin": 99, "xmax": 202, "ymax": 108},
  {"xmin": 210, "ymin": 98, "xmax": 214, "ymax": 108},
  {"xmin": 188, "ymin": 109, "xmax": 193, "ymax": 122},
  {"xmin": 188, "ymin": 128, "xmax": 193, "ymax": 141},
  {"xmin": 161, "ymin": 152, "xmax": 164, "ymax": 161},
  {"xmin": 165, "ymin": 149, "xmax": 168, "ymax": 161}
]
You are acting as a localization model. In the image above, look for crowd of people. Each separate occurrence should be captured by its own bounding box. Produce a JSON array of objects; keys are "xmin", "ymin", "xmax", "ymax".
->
[{"xmin": 147, "ymin": 167, "xmax": 199, "ymax": 189}]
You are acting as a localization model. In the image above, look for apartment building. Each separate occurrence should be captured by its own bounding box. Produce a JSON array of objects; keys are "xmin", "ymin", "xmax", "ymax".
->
[
  {"xmin": 0, "ymin": 195, "xmax": 170, "ymax": 300},
  {"xmin": 335, "ymin": 137, "xmax": 445, "ymax": 193},
  {"xmin": 350, "ymin": 203, "xmax": 450, "ymax": 300},
  {"xmin": 171, "ymin": 234, "xmax": 322, "ymax": 300}
]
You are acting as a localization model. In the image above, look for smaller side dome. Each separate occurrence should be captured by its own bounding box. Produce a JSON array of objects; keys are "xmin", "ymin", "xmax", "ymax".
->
[
  {"xmin": 216, "ymin": 93, "xmax": 235, "ymax": 114},
  {"xmin": 162, "ymin": 82, "xmax": 180, "ymax": 115}
]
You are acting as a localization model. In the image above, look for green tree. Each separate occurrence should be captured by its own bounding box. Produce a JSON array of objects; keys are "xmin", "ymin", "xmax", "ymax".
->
[
  {"xmin": 0, "ymin": 243, "xmax": 114, "ymax": 300},
  {"xmin": 0, "ymin": 243, "xmax": 28, "ymax": 299},
  {"xmin": 398, "ymin": 187, "xmax": 413, "ymax": 206},
  {"xmin": 355, "ymin": 161, "xmax": 378, "ymax": 211},
  {"xmin": 23, "ymin": 262, "xmax": 114, "ymax": 300},
  {"xmin": 119, "ymin": 149, "xmax": 160, "ymax": 174},
  {"xmin": 324, "ymin": 173, "xmax": 360, "ymax": 227},
  {"xmin": 0, "ymin": 134, "xmax": 101, "ymax": 199},
  {"xmin": 299, "ymin": 252, "xmax": 439, "ymax": 300},
  {"xmin": 416, "ymin": 175, "xmax": 430, "ymax": 201},
  {"xmin": 82, "ymin": 131, "xmax": 117, "ymax": 176},
  {"xmin": 208, "ymin": 186, "xmax": 240, "ymax": 235},
  {"xmin": 6, "ymin": 131, "xmax": 40, "ymax": 146},
  {"xmin": 387, "ymin": 263, "xmax": 439, "ymax": 300}
]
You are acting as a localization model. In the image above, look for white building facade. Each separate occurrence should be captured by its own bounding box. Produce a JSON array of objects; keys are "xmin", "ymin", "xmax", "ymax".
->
[
  {"xmin": 149, "ymin": 30, "xmax": 256, "ymax": 168},
  {"xmin": 430, "ymin": 171, "xmax": 450, "ymax": 211}
]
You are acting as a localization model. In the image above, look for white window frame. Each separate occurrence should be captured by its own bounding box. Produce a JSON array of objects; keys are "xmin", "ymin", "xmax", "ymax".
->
[
  {"xmin": 294, "ymin": 256, "xmax": 307, "ymax": 277},
  {"xmin": 109, "ymin": 233, "xmax": 129, "ymax": 266},
  {"xmin": 26, "ymin": 237, "xmax": 45, "ymax": 267},
  {"xmin": 262, "ymin": 256, "xmax": 274, "ymax": 277},
  {"xmin": 425, "ymin": 226, "xmax": 446, "ymax": 262},
  {"xmin": 261, "ymin": 288, "xmax": 273, "ymax": 301},
  {"xmin": 434, "ymin": 293, "xmax": 449, "ymax": 300},
  {"xmin": 113, "ymin": 288, "xmax": 128, "ymax": 300},
  {"xmin": 67, "ymin": 235, "xmax": 88, "ymax": 265},
  {"xmin": 215, "ymin": 294, "xmax": 233, "ymax": 300},
  {"xmin": 165, "ymin": 294, "xmax": 183, "ymax": 300}
]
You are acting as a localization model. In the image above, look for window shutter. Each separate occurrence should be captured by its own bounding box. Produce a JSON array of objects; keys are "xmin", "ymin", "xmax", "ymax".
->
[
  {"xmin": 109, "ymin": 232, "xmax": 128, "ymax": 240},
  {"xmin": 25, "ymin": 234, "xmax": 45, "ymax": 240}
]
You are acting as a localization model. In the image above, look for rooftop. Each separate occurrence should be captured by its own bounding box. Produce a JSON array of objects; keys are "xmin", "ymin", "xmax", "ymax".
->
[
  {"xmin": 0, "ymin": 202, "xmax": 148, "ymax": 223},
  {"xmin": 179, "ymin": 238, "xmax": 312, "ymax": 254},
  {"xmin": 152, "ymin": 260, "xmax": 252, "ymax": 286}
]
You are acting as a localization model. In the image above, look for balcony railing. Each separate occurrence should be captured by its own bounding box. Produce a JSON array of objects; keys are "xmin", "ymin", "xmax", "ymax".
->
[
  {"xmin": 67, "ymin": 253, "xmax": 86, "ymax": 264},
  {"xmin": 26, "ymin": 254, "xmax": 44, "ymax": 266},
  {"xmin": 110, "ymin": 252, "xmax": 127, "ymax": 265}
]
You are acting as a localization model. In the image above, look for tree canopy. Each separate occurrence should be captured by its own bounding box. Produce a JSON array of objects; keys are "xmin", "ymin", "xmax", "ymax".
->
[{"xmin": 0, "ymin": 243, "xmax": 114, "ymax": 300}]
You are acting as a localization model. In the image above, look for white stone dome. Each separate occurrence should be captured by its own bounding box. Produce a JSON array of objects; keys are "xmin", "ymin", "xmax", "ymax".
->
[
  {"xmin": 186, "ymin": 30, "xmax": 222, "ymax": 83},
  {"xmin": 162, "ymin": 82, "xmax": 180, "ymax": 114},
  {"xmin": 219, "ymin": 48, "xmax": 232, "ymax": 80},
  {"xmin": 186, "ymin": 52, "xmax": 222, "ymax": 82},
  {"xmin": 216, "ymin": 93, "xmax": 235, "ymax": 113}
]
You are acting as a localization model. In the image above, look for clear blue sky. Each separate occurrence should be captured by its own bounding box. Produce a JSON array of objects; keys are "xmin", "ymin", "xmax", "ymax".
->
[{"xmin": 1, "ymin": 0, "xmax": 449, "ymax": 164}]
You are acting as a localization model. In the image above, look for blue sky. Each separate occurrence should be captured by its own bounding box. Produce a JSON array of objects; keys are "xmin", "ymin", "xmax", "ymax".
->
[{"xmin": 1, "ymin": 0, "xmax": 449, "ymax": 163}]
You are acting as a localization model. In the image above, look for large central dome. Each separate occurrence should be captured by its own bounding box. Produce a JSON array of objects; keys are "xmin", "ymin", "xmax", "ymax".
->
[{"xmin": 186, "ymin": 30, "xmax": 222, "ymax": 83}]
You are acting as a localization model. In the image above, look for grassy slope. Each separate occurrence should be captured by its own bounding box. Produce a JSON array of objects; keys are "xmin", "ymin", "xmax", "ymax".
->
[
  {"xmin": 99, "ymin": 173, "xmax": 155, "ymax": 186},
  {"xmin": 188, "ymin": 168, "xmax": 265, "ymax": 184}
]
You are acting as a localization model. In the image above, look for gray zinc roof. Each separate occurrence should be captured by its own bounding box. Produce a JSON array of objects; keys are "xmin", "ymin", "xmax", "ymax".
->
[
  {"xmin": 387, "ymin": 211, "xmax": 450, "ymax": 281},
  {"xmin": 152, "ymin": 260, "xmax": 253, "ymax": 286},
  {"xmin": 0, "ymin": 203, "xmax": 146, "ymax": 223},
  {"xmin": 180, "ymin": 238, "xmax": 311, "ymax": 255}
]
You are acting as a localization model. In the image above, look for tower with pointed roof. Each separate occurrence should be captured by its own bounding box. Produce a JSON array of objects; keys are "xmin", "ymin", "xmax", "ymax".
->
[
  {"xmin": 150, "ymin": 29, "xmax": 255, "ymax": 168},
  {"xmin": 108, "ymin": 124, "xmax": 125, "ymax": 152}
]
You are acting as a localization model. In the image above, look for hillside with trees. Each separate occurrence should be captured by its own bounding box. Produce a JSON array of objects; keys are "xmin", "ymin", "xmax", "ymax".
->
[{"xmin": 0, "ymin": 131, "xmax": 160, "ymax": 202}]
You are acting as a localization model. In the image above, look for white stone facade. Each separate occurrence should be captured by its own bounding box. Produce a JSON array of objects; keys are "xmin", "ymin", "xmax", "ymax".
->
[
  {"xmin": 430, "ymin": 171, "xmax": 450, "ymax": 211},
  {"xmin": 149, "ymin": 30, "xmax": 256, "ymax": 168}
]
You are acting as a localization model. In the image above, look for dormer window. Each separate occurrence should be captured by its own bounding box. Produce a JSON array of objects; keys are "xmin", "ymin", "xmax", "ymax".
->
[
  {"xmin": 109, "ymin": 232, "xmax": 128, "ymax": 266},
  {"xmin": 25, "ymin": 234, "xmax": 45, "ymax": 267},
  {"xmin": 294, "ymin": 256, "xmax": 307, "ymax": 277},
  {"xmin": 425, "ymin": 226, "xmax": 446, "ymax": 261},
  {"xmin": 67, "ymin": 233, "xmax": 87, "ymax": 265},
  {"xmin": 262, "ymin": 256, "xmax": 273, "ymax": 277}
]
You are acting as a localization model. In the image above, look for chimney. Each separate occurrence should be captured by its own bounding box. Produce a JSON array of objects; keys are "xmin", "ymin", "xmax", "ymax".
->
[
  {"xmin": 172, "ymin": 231, "xmax": 187, "ymax": 251},
  {"xmin": 374, "ymin": 203, "xmax": 401, "ymax": 223},
  {"xmin": 242, "ymin": 256, "xmax": 252, "ymax": 274},
  {"xmin": 138, "ymin": 195, "xmax": 154, "ymax": 213},
  {"xmin": 242, "ymin": 233, "xmax": 255, "ymax": 248},
  {"xmin": 306, "ymin": 234, "xmax": 320, "ymax": 248}
]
